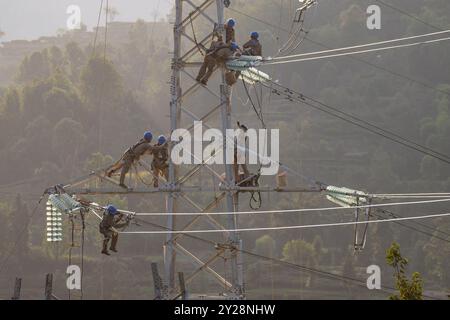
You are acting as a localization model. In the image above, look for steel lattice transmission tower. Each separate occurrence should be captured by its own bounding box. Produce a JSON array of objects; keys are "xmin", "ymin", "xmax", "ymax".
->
[{"xmin": 164, "ymin": 0, "xmax": 244, "ymax": 299}]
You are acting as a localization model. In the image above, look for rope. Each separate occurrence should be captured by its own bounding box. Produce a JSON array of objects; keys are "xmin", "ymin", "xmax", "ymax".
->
[
  {"xmin": 91, "ymin": 0, "xmax": 104, "ymax": 57},
  {"xmin": 189, "ymin": 13, "xmax": 205, "ymax": 56},
  {"xmin": 134, "ymin": 164, "xmax": 155, "ymax": 187},
  {"xmin": 121, "ymin": 211, "xmax": 450, "ymax": 235},
  {"xmin": 249, "ymin": 190, "xmax": 262, "ymax": 210},
  {"xmin": 133, "ymin": 198, "xmax": 450, "ymax": 216},
  {"xmin": 104, "ymin": 0, "xmax": 109, "ymax": 62}
]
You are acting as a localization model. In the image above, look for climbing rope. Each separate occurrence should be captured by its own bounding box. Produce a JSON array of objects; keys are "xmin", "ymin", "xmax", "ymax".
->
[{"xmin": 189, "ymin": 13, "xmax": 205, "ymax": 57}]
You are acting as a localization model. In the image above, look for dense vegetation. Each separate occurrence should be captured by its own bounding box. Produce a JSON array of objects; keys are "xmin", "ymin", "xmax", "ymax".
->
[{"xmin": 0, "ymin": 0, "xmax": 448, "ymax": 299}]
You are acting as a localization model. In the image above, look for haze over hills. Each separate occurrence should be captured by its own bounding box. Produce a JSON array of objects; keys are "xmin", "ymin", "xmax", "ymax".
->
[
  {"xmin": 0, "ymin": 0, "xmax": 171, "ymax": 42},
  {"xmin": 0, "ymin": 0, "xmax": 449, "ymax": 300}
]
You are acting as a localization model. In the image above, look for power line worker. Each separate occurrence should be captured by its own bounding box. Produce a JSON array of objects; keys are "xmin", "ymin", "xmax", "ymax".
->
[
  {"xmin": 106, "ymin": 131, "xmax": 154, "ymax": 189},
  {"xmin": 224, "ymin": 18, "xmax": 236, "ymax": 44},
  {"xmin": 234, "ymin": 121, "xmax": 250, "ymax": 182},
  {"xmin": 196, "ymin": 35, "xmax": 226, "ymax": 85},
  {"xmin": 152, "ymin": 135, "xmax": 169, "ymax": 188},
  {"xmin": 220, "ymin": 42, "xmax": 243, "ymax": 85},
  {"xmin": 99, "ymin": 205, "xmax": 129, "ymax": 255},
  {"xmin": 243, "ymin": 32, "xmax": 262, "ymax": 56},
  {"xmin": 196, "ymin": 41, "xmax": 241, "ymax": 85}
]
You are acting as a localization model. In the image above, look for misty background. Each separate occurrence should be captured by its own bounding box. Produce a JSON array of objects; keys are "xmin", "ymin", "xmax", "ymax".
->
[
  {"xmin": 0, "ymin": 0, "xmax": 449, "ymax": 300},
  {"xmin": 0, "ymin": 0, "xmax": 171, "ymax": 42}
]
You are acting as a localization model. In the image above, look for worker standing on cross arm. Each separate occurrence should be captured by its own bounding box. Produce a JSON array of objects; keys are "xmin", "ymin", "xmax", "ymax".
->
[
  {"xmin": 234, "ymin": 121, "xmax": 250, "ymax": 181},
  {"xmin": 106, "ymin": 131, "xmax": 154, "ymax": 189},
  {"xmin": 151, "ymin": 135, "xmax": 169, "ymax": 188},
  {"xmin": 99, "ymin": 205, "xmax": 129, "ymax": 255}
]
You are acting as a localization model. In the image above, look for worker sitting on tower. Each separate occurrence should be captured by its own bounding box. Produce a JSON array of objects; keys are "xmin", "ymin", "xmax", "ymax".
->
[
  {"xmin": 152, "ymin": 135, "xmax": 169, "ymax": 188},
  {"xmin": 106, "ymin": 131, "xmax": 154, "ymax": 189},
  {"xmin": 196, "ymin": 35, "xmax": 226, "ymax": 85},
  {"xmin": 196, "ymin": 41, "xmax": 241, "ymax": 86},
  {"xmin": 243, "ymin": 32, "xmax": 262, "ymax": 56},
  {"xmin": 224, "ymin": 18, "xmax": 236, "ymax": 44},
  {"xmin": 99, "ymin": 205, "xmax": 129, "ymax": 255}
]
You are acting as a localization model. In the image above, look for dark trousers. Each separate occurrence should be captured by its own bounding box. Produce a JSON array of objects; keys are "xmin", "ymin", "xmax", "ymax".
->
[{"xmin": 196, "ymin": 55, "xmax": 216, "ymax": 83}]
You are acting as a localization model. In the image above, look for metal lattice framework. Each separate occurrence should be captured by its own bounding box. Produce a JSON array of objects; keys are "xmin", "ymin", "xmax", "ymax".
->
[
  {"xmin": 59, "ymin": 0, "xmax": 323, "ymax": 300},
  {"xmin": 164, "ymin": 0, "xmax": 244, "ymax": 299},
  {"xmin": 57, "ymin": 0, "xmax": 368, "ymax": 300}
]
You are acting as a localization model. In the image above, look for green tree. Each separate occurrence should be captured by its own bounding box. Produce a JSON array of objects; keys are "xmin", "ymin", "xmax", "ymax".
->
[
  {"xmin": 342, "ymin": 247, "xmax": 357, "ymax": 299},
  {"xmin": 65, "ymin": 42, "xmax": 86, "ymax": 80},
  {"xmin": 423, "ymin": 219, "xmax": 450, "ymax": 286},
  {"xmin": 386, "ymin": 242, "xmax": 423, "ymax": 300},
  {"xmin": 80, "ymin": 57, "xmax": 123, "ymax": 107},
  {"xmin": 17, "ymin": 51, "xmax": 50, "ymax": 82},
  {"xmin": 254, "ymin": 234, "xmax": 276, "ymax": 257},
  {"xmin": 11, "ymin": 194, "xmax": 30, "ymax": 262}
]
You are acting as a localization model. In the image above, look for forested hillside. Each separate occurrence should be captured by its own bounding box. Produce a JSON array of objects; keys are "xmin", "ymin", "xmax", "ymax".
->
[{"xmin": 0, "ymin": 0, "xmax": 448, "ymax": 299}]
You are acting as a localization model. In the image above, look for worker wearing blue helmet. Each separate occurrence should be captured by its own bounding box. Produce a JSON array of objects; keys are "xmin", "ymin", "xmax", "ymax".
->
[
  {"xmin": 106, "ymin": 131, "xmax": 154, "ymax": 188},
  {"xmin": 243, "ymin": 31, "xmax": 262, "ymax": 56},
  {"xmin": 99, "ymin": 205, "xmax": 129, "ymax": 255},
  {"xmin": 225, "ymin": 18, "xmax": 236, "ymax": 44},
  {"xmin": 151, "ymin": 135, "xmax": 169, "ymax": 187},
  {"xmin": 196, "ymin": 39, "xmax": 241, "ymax": 86}
]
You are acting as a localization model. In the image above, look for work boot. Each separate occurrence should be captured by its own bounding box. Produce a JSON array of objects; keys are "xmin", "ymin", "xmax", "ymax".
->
[
  {"xmin": 119, "ymin": 183, "xmax": 128, "ymax": 189},
  {"xmin": 110, "ymin": 234, "xmax": 118, "ymax": 253},
  {"xmin": 101, "ymin": 240, "xmax": 110, "ymax": 255},
  {"xmin": 201, "ymin": 80, "xmax": 208, "ymax": 86}
]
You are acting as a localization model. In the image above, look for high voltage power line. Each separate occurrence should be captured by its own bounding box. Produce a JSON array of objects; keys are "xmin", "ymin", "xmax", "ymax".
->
[
  {"xmin": 271, "ymin": 29, "xmax": 450, "ymax": 61},
  {"xmin": 259, "ymin": 80, "xmax": 450, "ymax": 164},
  {"xmin": 121, "ymin": 211, "xmax": 450, "ymax": 235},
  {"xmin": 227, "ymin": 6, "xmax": 450, "ymax": 98},
  {"xmin": 266, "ymin": 35, "xmax": 450, "ymax": 65},
  {"xmin": 133, "ymin": 198, "xmax": 450, "ymax": 216}
]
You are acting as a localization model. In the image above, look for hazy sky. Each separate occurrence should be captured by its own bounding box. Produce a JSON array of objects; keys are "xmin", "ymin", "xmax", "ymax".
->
[{"xmin": 0, "ymin": 0, "xmax": 172, "ymax": 42}]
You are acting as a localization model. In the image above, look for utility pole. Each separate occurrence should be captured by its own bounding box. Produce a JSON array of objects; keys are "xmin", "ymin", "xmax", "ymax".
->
[
  {"xmin": 44, "ymin": 273, "xmax": 53, "ymax": 300},
  {"xmin": 11, "ymin": 277, "xmax": 22, "ymax": 300},
  {"xmin": 164, "ymin": 0, "xmax": 244, "ymax": 299},
  {"xmin": 165, "ymin": 0, "xmax": 182, "ymax": 294}
]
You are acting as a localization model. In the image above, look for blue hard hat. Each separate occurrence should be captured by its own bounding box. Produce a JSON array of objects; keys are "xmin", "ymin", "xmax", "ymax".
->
[
  {"xmin": 230, "ymin": 42, "xmax": 239, "ymax": 51},
  {"xmin": 227, "ymin": 18, "xmax": 235, "ymax": 28},
  {"xmin": 106, "ymin": 205, "xmax": 118, "ymax": 215},
  {"xmin": 157, "ymin": 135, "xmax": 167, "ymax": 145},
  {"xmin": 251, "ymin": 31, "xmax": 259, "ymax": 39},
  {"xmin": 144, "ymin": 131, "xmax": 153, "ymax": 142}
]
